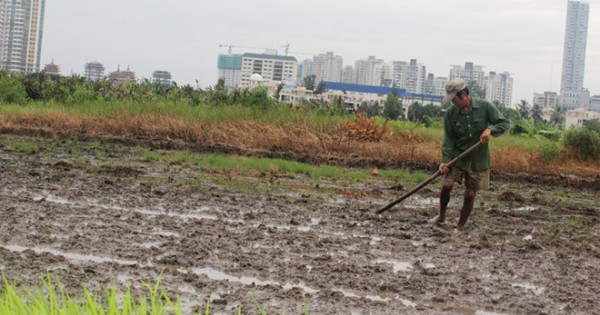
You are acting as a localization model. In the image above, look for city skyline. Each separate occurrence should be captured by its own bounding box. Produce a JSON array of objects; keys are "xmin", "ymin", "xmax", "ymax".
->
[{"xmin": 39, "ymin": 0, "xmax": 600, "ymax": 106}]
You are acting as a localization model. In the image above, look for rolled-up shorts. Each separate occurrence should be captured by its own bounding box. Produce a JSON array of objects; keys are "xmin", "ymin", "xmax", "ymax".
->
[{"xmin": 445, "ymin": 161, "xmax": 490, "ymax": 191}]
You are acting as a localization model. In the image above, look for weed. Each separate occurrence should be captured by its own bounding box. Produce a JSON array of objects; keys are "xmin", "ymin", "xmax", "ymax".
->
[
  {"xmin": 7, "ymin": 141, "xmax": 39, "ymax": 154},
  {"xmin": 143, "ymin": 151, "xmax": 161, "ymax": 162},
  {"xmin": 562, "ymin": 217, "xmax": 584, "ymax": 229}
]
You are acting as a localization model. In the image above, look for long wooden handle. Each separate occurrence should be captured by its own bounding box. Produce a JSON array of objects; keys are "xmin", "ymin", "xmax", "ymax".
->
[{"xmin": 376, "ymin": 141, "xmax": 482, "ymax": 214}]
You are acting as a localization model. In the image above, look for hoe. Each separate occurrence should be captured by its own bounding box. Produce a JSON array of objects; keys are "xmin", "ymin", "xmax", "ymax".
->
[{"xmin": 376, "ymin": 141, "xmax": 482, "ymax": 214}]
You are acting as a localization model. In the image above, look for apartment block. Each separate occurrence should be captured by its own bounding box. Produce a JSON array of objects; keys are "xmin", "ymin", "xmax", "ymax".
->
[
  {"xmin": 424, "ymin": 74, "xmax": 448, "ymax": 97},
  {"xmin": 354, "ymin": 56, "xmax": 386, "ymax": 86},
  {"xmin": 240, "ymin": 51, "xmax": 298, "ymax": 86},
  {"xmin": 392, "ymin": 59, "xmax": 426, "ymax": 94},
  {"xmin": 300, "ymin": 52, "xmax": 343, "ymax": 83},
  {"xmin": 485, "ymin": 71, "xmax": 513, "ymax": 107},
  {"xmin": 0, "ymin": 0, "xmax": 46, "ymax": 74},
  {"xmin": 449, "ymin": 62, "xmax": 485, "ymax": 88},
  {"xmin": 533, "ymin": 91, "xmax": 561, "ymax": 108}
]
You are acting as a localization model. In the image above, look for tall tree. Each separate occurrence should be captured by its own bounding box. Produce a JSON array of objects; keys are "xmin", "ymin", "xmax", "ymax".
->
[
  {"xmin": 302, "ymin": 74, "xmax": 316, "ymax": 91},
  {"xmin": 314, "ymin": 80, "xmax": 326, "ymax": 94},
  {"xmin": 531, "ymin": 103, "xmax": 544, "ymax": 124},
  {"xmin": 550, "ymin": 105, "xmax": 566, "ymax": 129},
  {"xmin": 517, "ymin": 99, "xmax": 530, "ymax": 119},
  {"xmin": 383, "ymin": 92, "xmax": 403, "ymax": 120}
]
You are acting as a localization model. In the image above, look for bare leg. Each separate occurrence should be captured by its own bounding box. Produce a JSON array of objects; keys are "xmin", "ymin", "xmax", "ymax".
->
[
  {"xmin": 431, "ymin": 177, "xmax": 454, "ymax": 224},
  {"xmin": 457, "ymin": 188, "xmax": 477, "ymax": 230}
]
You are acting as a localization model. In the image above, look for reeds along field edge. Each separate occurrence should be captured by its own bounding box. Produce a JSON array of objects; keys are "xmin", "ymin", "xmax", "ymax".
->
[{"xmin": 0, "ymin": 105, "xmax": 598, "ymax": 177}]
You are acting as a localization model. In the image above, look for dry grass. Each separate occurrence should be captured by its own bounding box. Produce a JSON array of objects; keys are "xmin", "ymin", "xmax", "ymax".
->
[{"xmin": 1, "ymin": 111, "xmax": 599, "ymax": 178}]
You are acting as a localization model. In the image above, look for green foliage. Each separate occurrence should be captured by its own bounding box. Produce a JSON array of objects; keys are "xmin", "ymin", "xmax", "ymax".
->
[
  {"xmin": 0, "ymin": 274, "xmax": 197, "ymax": 315},
  {"xmin": 0, "ymin": 72, "xmax": 28, "ymax": 104},
  {"xmin": 531, "ymin": 103, "xmax": 544, "ymax": 124},
  {"xmin": 382, "ymin": 92, "xmax": 403, "ymax": 120},
  {"xmin": 562, "ymin": 217, "xmax": 584, "ymax": 229},
  {"xmin": 7, "ymin": 141, "xmax": 39, "ymax": 154},
  {"xmin": 407, "ymin": 102, "xmax": 443, "ymax": 126},
  {"xmin": 510, "ymin": 118, "xmax": 535, "ymax": 135},
  {"xmin": 302, "ymin": 75, "xmax": 316, "ymax": 91},
  {"xmin": 582, "ymin": 119, "xmax": 600, "ymax": 133},
  {"xmin": 500, "ymin": 107, "xmax": 519, "ymax": 123},
  {"xmin": 550, "ymin": 105, "xmax": 566, "ymax": 129},
  {"xmin": 517, "ymin": 100, "xmax": 530, "ymax": 119},
  {"xmin": 314, "ymin": 80, "xmax": 326, "ymax": 95},
  {"xmin": 539, "ymin": 142, "xmax": 560, "ymax": 161},
  {"xmin": 358, "ymin": 101, "xmax": 381, "ymax": 118},
  {"xmin": 562, "ymin": 126, "xmax": 600, "ymax": 160}
]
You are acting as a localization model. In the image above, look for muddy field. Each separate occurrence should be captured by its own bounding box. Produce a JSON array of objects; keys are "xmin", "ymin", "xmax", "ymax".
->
[{"xmin": 0, "ymin": 134, "xmax": 598, "ymax": 315}]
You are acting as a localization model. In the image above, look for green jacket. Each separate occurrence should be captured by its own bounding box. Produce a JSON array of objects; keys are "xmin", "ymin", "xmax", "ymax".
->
[{"xmin": 442, "ymin": 98, "xmax": 509, "ymax": 171}]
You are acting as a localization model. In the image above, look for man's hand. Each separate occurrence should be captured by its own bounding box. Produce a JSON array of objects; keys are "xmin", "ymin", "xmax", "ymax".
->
[
  {"xmin": 439, "ymin": 163, "xmax": 449, "ymax": 174},
  {"xmin": 480, "ymin": 128, "xmax": 492, "ymax": 144}
]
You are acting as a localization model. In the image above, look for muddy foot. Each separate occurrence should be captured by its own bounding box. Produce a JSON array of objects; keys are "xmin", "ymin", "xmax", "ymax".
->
[{"xmin": 429, "ymin": 214, "xmax": 445, "ymax": 225}]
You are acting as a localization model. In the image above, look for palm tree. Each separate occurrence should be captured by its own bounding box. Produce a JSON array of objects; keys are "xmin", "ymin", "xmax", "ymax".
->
[{"xmin": 550, "ymin": 105, "xmax": 566, "ymax": 129}]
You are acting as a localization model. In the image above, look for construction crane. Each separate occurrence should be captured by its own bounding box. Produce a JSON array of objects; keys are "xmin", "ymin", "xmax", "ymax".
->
[
  {"xmin": 219, "ymin": 43, "xmax": 317, "ymax": 58},
  {"xmin": 219, "ymin": 44, "xmax": 269, "ymax": 55}
]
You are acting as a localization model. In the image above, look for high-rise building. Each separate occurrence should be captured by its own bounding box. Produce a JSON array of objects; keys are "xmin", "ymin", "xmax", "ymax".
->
[
  {"xmin": 84, "ymin": 61, "xmax": 105, "ymax": 81},
  {"xmin": 392, "ymin": 59, "xmax": 426, "ymax": 94},
  {"xmin": 354, "ymin": 56, "xmax": 386, "ymax": 86},
  {"xmin": 424, "ymin": 73, "xmax": 448, "ymax": 97},
  {"xmin": 485, "ymin": 71, "xmax": 513, "ymax": 107},
  {"xmin": 341, "ymin": 65, "xmax": 354, "ymax": 84},
  {"xmin": 0, "ymin": 0, "xmax": 46, "ymax": 74},
  {"xmin": 560, "ymin": 0, "xmax": 590, "ymax": 109},
  {"xmin": 217, "ymin": 54, "xmax": 242, "ymax": 89},
  {"xmin": 239, "ymin": 50, "xmax": 298, "ymax": 86},
  {"xmin": 303, "ymin": 52, "xmax": 343, "ymax": 83},
  {"xmin": 449, "ymin": 62, "xmax": 485, "ymax": 88}
]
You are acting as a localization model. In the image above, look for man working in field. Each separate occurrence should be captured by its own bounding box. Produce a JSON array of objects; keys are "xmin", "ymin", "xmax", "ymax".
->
[{"xmin": 430, "ymin": 78, "xmax": 509, "ymax": 230}]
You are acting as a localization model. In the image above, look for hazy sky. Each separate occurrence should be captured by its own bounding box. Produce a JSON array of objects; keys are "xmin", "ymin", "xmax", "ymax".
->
[{"xmin": 43, "ymin": 0, "xmax": 600, "ymax": 105}]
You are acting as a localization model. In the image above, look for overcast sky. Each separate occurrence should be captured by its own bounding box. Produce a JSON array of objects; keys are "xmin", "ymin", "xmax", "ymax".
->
[{"xmin": 42, "ymin": 0, "xmax": 600, "ymax": 105}]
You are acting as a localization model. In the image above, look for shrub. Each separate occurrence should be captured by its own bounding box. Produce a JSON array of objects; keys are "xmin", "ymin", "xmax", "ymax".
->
[
  {"xmin": 562, "ymin": 127, "xmax": 600, "ymax": 160},
  {"xmin": 0, "ymin": 75, "xmax": 28, "ymax": 104},
  {"xmin": 539, "ymin": 142, "xmax": 560, "ymax": 161}
]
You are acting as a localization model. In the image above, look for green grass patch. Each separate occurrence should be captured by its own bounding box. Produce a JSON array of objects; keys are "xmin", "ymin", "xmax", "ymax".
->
[
  {"xmin": 137, "ymin": 148, "xmax": 432, "ymax": 185},
  {"xmin": 0, "ymin": 274, "xmax": 197, "ymax": 315},
  {"xmin": 562, "ymin": 217, "xmax": 584, "ymax": 229},
  {"xmin": 0, "ymin": 275, "xmax": 303, "ymax": 315},
  {"xmin": 5, "ymin": 141, "xmax": 39, "ymax": 154}
]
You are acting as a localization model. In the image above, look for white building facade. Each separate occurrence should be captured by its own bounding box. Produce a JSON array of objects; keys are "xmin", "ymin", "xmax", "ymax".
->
[
  {"xmin": 354, "ymin": 56, "xmax": 386, "ymax": 86},
  {"xmin": 240, "ymin": 51, "xmax": 298, "ymax": 87},
  {"xmin": 303, "ymin": 52, "xmax": 343, "ymax": 83},
  {"xmin": 449, "ymin": 62, "xmax": 486, "ymax": 88},
  {"xmin": 392, "ymin": 59, "xmax": 426, "ymax": 94},
  {"xmin": 533, "ymin": 91, "xmax": 561, "ymax": 108},
  {"xmin": 485, "ymin": 71, "xmax": 513, "ymax": 107}
]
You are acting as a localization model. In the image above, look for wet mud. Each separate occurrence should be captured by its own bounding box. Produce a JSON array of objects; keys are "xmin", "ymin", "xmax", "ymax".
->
[{"xmin": 0, "ymin": 134, "xmax": 598, "ymax": 315}]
